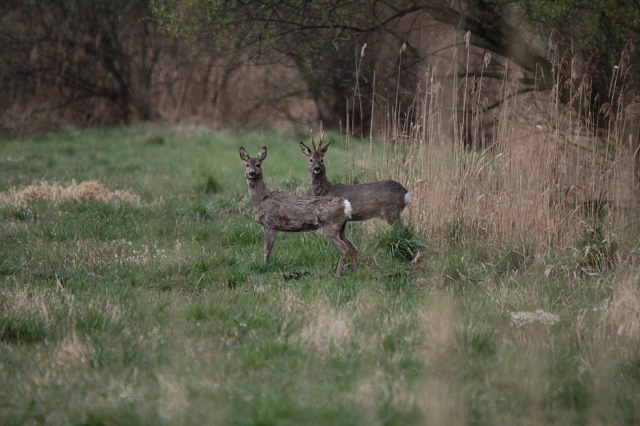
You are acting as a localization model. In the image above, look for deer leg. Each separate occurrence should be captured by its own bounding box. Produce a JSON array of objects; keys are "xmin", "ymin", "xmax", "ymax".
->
[
  {"xmin": 263, "ymin": 228, "xmax": 277, "ymax": 264},
  {"xmin": 333, "ymin": 238, "xmax": 349, "ymax": 276},
  {"xmin": 321, "ymin": 228, "xmax": 349, "ymax": 276},
  {"xmin": 340, "ymin": 224, "xmax": 358, "ymax": 273}
]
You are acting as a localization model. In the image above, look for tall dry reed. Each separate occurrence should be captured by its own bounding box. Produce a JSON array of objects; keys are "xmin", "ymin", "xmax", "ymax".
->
[{"xmin": 370, "ymin": 35, "xmax": 639, "ymax": 253}]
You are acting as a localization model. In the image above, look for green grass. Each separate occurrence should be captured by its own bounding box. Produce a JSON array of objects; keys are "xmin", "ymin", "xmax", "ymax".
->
[{"xmin": 1, "ymin": 125, "xmax": 640, "ymax": 425}]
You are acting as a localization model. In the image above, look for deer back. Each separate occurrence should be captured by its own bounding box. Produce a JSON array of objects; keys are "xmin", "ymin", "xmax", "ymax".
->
[
  {"xmin": 256, "ymin": 191, "xmax": 350, "ymax": 232},
  {"xmin": 325, "ymin": 181, "xmax": 408, "ymax": 221}
]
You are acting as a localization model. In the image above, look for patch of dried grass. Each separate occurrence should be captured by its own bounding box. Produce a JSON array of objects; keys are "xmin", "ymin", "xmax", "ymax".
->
[
  {"xmin": 601, "ymin": 270, "xmax": 640, "ymax": 338},
  {"xmin": 356, "ymin": 368, "xmax": 416, "ymax": 418},
  {"xmin": 158, "ymin": 374, "xmax": 190, "ymax": 423},
  {"xmin": 5, "ymin": 287, "xmax": 53, "ymax": 321},
  {"xmin": 356, "ymin": 302, "xmax": 465, "ymax": 424},
  {"xmin": 0, "ymin": 180, "xmax": 140, "ymax": 207},
  {"xmin": 414, "ymin": 300, "xmax": 468, "ymax": 425},
  {"xmin": 296, "ymin": 302, "xmax": 354, "ymax": 353},
  {"xmin": 1, "ymin": 285, "xmax": 121, "ymax": 322},
  {"xmin": 53, "ymin": 333, "xmax": 89, "ymax": 370}
]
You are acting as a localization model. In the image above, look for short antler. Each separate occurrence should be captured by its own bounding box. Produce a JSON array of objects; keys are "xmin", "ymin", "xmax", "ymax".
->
[
  {"xmin": 318, "ymin": 131, "xmax": 325, "ymax": 149},
  {"xmin": 310, "ymin": 129, "xmax": 316, "ymax": 151}
]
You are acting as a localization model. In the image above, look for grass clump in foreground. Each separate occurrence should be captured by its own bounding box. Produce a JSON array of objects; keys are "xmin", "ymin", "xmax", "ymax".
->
[{"xmin": 0, "ymin": 124, "xmax": 639, "ymax": 425}]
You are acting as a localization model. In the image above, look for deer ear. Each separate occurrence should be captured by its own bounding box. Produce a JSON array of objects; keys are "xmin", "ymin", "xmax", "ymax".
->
[
  {"xmin": 239, "ymin": 147, "xmax": 250, "ymax": 162},
  {"xmin": 299, "ymin": 142, "xmax": 312, "ymax": 157},
  {"xmin": 319, "ymin": 140, "xmax": 331, "ymax": 154},
  {"xmin": 257, "ymin": 146, "xmax": 267, "ymax": 161}
]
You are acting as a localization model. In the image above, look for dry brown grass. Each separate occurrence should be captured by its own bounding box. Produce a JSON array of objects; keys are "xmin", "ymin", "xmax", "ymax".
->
[
  {"xmin": 297, "ymin": 302, "xmax": 354, "ymax": 354},
  {"xmin": 53, "ymin": 333, "xmax": 90, "ymax": 370},
  {"xmin": 601, "ymin": 269, "xmax": 640, "ymax": 339},
  {"xmin": 377, "ymin": 43, "xmax": 639, "ymax": 252},
  {"xmin": 414, "ymin": 301, "xmax": 468, "ymax": 425},
  {"xmin": 1, "ymin": 285, "xmax": 121, "ymax": 322},
  {"xmin": 0, "ymin": 180, "xmax": 140, "ymax": 207},
  {"xmin": 157, "ymin": 374, "xmax": 190, "ymax": 423}
]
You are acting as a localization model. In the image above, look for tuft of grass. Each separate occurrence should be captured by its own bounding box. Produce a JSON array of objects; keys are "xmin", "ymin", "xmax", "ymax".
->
[
  {"xmin": 81, "ymin": 402, "xmax": 164, "ymax": 426},
  {"xmin": 383, "ymin": 270, "xmax": 415, "ymax": 294},
  {"xmin": 0, "ymin": 314, "xmax": 53, "ymax": 344},
  {"xmin": 198, "ymin": 174, "xmax": 221, "ymax": 194},
  {"xmin": 494, "ymin": 243, "xmax": 531, "ymax": 275},
  {"xmin": 5, "ymin": 206, "xmax": 37, "ymax": 221},
  {"xmin": 438, "ymin": 247, "xmax": 488, "ymax": 286},
  {"xmin": 577, "ymin": 205, "xmax": 618, "ymax": 272},
  {"xmin": 377, "ymin": 224, "xmax": 427, "ymax": 261},
  {"xmin": 191, "ymin": 199, "xmax": 218, "ymax": 221},
  {"xmin": 226, "ymin": 221, "xmax": 263, "ymax": 247},
  {"xmin": 224, "ymin": 266, "xmax": 249, "ymax": 289},
  {"xmin": 0, "ymin": 252, "xmax": 16, "ymax": 276},
  {"xmin": 144, "ymin": 135, "xmax": 165, "ymax": 146}
]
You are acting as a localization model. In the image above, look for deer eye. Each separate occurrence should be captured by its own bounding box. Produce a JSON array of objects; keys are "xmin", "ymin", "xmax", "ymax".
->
[
  {"xmin": 309, "ymin": 159, "xmax": 313, "ymax": 163},
  {"xmin": 256, "ymin": 163, "xmax": 261, "ymax": 167},
  {"xmin": 245, "ymin": 164, "xmax": 249, "ymax": 167}
]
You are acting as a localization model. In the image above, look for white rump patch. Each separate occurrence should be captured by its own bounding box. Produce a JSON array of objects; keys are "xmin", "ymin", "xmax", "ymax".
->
[
  {"xmin": 343, "ymin": 200, "xmax": 352, "ymax": 218},
  {"xmin": 404, "ymin": 193, "xmax": 411, "ymax": 205}
]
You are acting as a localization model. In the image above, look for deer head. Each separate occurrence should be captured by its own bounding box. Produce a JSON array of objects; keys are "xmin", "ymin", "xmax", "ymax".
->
[
  {"xmin": 300, "ymin": 130, "xmax": 331, "ymax": 176},
  {"xmin": 239, "ymin": 146, "xmax": 267, "ymax": 181}
]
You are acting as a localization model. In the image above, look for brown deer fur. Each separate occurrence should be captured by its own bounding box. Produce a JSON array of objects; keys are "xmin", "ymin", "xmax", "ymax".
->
[
  {"xmin": 239, "ymin": 146, "xmax": 357, "ymax": 276},
  {"xmin": 300, "ymin": 131, "xmax": 410, "ymax": 225}
]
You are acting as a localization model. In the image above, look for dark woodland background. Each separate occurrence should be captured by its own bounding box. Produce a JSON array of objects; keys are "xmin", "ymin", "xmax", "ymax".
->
[{"xmin": 2, "ymin": 0, "xmax": 639, "ymax": 135}]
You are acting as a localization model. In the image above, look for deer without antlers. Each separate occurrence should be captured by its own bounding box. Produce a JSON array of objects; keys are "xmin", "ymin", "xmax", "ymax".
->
[
  {"xmin": 239, "ymin": 146, "xmax": 357, "ymax": 276},
  {"xmin": 300, "ymin": 131, "xmax": 410, "ymax": 226}
]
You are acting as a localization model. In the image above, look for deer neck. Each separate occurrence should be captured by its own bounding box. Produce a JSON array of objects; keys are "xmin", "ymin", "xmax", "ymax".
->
[
  {"xmin": 247, "ymin": 178, "xmax": 270, "ymax": 207},
  {"xmin": 311, "ymin": 173, "xmax": 333, "ymax": 196}
]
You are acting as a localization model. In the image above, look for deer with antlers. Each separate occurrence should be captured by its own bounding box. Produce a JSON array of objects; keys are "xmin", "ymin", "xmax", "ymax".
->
[
  {"xmin": 300, "ymin": 131, "xmax": 410, "ymax": 226},
  {"xmin": 240, "ymin": 146, "xmax": 357, "ymax": 276}
]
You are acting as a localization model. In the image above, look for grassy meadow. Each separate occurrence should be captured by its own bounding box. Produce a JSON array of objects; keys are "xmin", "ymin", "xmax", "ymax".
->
[{"xmin": 1, "ymin": 123, "xmax": 640, "ymax": 426}]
